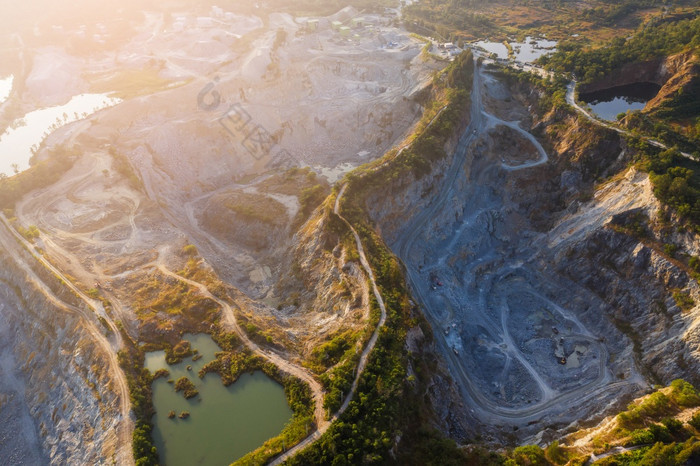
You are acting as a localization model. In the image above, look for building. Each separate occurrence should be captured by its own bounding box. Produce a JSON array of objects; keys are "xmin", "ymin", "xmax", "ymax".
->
[
  {"xmin": 307, "ymin": 19, "xmax": 319, "ymax": 31},
  {"xmin": 339, "ymin": 26, "xmax": 351, "ymax": 37},
  {"xmin": 331, "ymin": 21, "xmax": 343, "ymax": 31},
  {"xmin": 351, "ymin": 17, "xmax": 365, "ymax": 28}
]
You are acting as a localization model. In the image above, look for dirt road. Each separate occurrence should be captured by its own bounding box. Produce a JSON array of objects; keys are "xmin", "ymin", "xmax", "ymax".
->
[
  {"xmin": 389, "ymin": 60, "xmax": 633, "ymax": 433},
  {"xmin": 0, "ymin": 214, "xmax": 134, "ymax": 465},
  {"xmin": 269, "ymin": 183, "xmax": 389, "ymax": 464},
  {"xmin": 156, "ymin": 178, "xmax": 391, "ymax": 465}
]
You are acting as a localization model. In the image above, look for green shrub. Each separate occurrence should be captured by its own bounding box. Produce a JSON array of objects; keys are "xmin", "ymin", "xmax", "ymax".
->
[
  {"xmin": 670, "ymin": 379, "xmax": 700, "ymax": 407},
  {"xmin": 19, "ymin": 224, "xmax": 40, "ymax": 240},
  {"xmin": 664, "ymin": 243, "xmax": 679, "ymax": 257},
  {"xmin": 509, "ymin": 445, "xmax": 547, "ymax": 465},
  {"xmin": 689, "ymin": 256, "xmax": 700, "ymax": 273},
  {"xmin": 648, "ymin": 423, "xmax": 672, "ymax": 443},
  {"xmin": 639, "ymin": 441, "xmax": 680, "ymax": 465},
  {"xmin": 545, "ymin": 440, "xmax": 569, "ymax": 465},
  {"xmin": 132, "ymin": 421, "xmax": 158, "ymax": 466},
  {"xmin": 662, "ymin": 418, "xmax": 685, "ymax": 436},
  {"xmin": 640, "ymin": 392, "xmax": 673, "ymax": 418},
  {"xmin": 166, "ymin": 340, "xmax": 193, "ymax": 364},
  {"xmin": 629, "ymin": 428, "xmax": 655, "ymax": 446},
  {"xmin": 153, "ymin": 369, "xmax": 169, "ymax": 380},
  {"xmin": 672, "ymin": 291, "xmax": 695, "ymax": 312},
  {"xmin": 676, "ymin": 439, "xmax": 700, "ymax": 463},
  {"xmin": 174, "ymin": 376, "xmax": 198, "ymax": 399},
  {"xmin": 183, "ymin": 244, "xmax": 198, "ymax": 256}
]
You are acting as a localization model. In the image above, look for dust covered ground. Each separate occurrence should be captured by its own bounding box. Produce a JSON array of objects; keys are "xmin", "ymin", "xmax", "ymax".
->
[{"xmin": 6, "ymin": 4, "xmax": 444, "ymax": 363}]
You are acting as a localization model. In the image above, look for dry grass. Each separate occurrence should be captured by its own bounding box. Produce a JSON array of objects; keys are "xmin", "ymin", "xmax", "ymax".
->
[
  {"xmin": 85, "ymin": 67, "xmax": 187, "ymax": 99},
  {"xmin": 129, "ymin": 270, "xmax": 218, "ymax": 319},
  {"xmin": 477, "ymin": 1, "xmax": 681, "ymax": 44},
  {"xmin": 257, "ymin": 167, "xmax": 328, "ymax": 196},
  {"xmin": 178, "ymin": 258, "xmax": 229, "ymax": 300},
  {"xmin": 220, "ymin": 191, "xmax": 288, "ymax": 225}
]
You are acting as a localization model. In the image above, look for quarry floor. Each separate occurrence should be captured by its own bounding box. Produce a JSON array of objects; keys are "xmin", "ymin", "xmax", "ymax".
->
[
  {"xmin": 391, "ymin": 63, "xmax": 646, "ymax": 439},
  {"xmin": 0, "ymin": 3, "xmax": 661, "ymax": 459}
]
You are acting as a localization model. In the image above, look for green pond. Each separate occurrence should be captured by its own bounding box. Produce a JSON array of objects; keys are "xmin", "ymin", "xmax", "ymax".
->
[{"xmin": 144, "ymin": 333, "xmax": 292, "ymax": 466}]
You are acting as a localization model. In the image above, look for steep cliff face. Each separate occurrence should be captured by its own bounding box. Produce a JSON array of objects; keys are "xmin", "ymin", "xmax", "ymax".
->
[
  {"xmin": 557, "ymin": 226, "xmax": 700, "ymax": 384},
  {"xmin": 644, "ymin": 51, "xmax": 699, "ymax": 112},
  {"xmin": 0, "ymin": 252, "xmax": 129, "ymax": 465},
  {"xmin": 578, "ymin": 51, "xmax": 696, "ymax": 95},
  {"xmin": 512, "ymin": 82, "xmax": 700, "ymax": 389},
  {"xmin": 577, "ymin": 50, "xmax": 700, "ymax": 129},
  {"xmin": 354, "ymin": 66, "xmax": 700, "ymax": 442},
  {"xmin": 271, "ymin": 208, "xmax": 371, "ymax": 358},
  {"xmin": 363, "ymin": 97, "xmax": 472, "ymax": 245}
]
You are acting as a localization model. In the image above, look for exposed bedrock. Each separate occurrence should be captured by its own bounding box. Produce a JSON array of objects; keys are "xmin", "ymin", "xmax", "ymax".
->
[
  {"xmin": 363, "ymin": 67, "xmax": 700, "ymax": 443},
  {"xmin": 578, "ymin": 50, "xmax": 699, "ymax": 115},
  {"xmin": 0, "ymin": 252, "xmax": 128, "ymax": 465}
]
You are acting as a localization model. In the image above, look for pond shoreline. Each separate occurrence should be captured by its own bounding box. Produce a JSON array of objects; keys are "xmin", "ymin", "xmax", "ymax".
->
[{"xmin": 145, "ymin": 333, "xmax": 293, "ymax": 466}]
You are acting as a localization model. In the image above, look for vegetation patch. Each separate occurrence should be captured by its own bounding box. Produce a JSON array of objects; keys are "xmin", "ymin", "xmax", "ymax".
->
[
  {"xmin": 116, "ymin": 324, "xmax": 159, "ymax": 466},
  {"xmin": 129, "ymin": 271, "xmax": 220, "ymax": 330},
  {"xmin": 177, "ymin": 257, "xmax": 228, "ymax": 300},
  {"xmin": 673, "ymin": 289, "xmax": 696, "ymax": 312},
  {"xmin": 0, "ymin": 144, "xmax": 77, "ymax": 208},
  {"xmin": 86, "ymin": 67, "xmax": 181, "ymax": 99},
  {"xmin": 257, "ymin": 166, "xmax": 331, "ymax": 229},
  {"xmin": 283, "ymin": 51, "xmax": 476, "ymax": 465},
  {"xmin": 542, "ymin": 16, "xmax": 700, "ymax": 85},
  {"xmin": 639, "ymin": 147, "xmax": 700, "ymax": 226},
  {"xmin": 307, "ymin": 329, "xmax": 361, "ymax": 373},
  {"xmin": 576, "ymin": 380, "xmax": 700, "ymax": 460},
  {"xmin": 173, "ymin": 376, "xmax": 199, "ymax": 399},
  {"xmin": 152, "ymin": 369, "xmax": 169, "ymax": 380},
  {"xmin": 222, "ymin": 191, "xmax": 287, "ymax": 225},
  {"xmin": 194, "ymin": 333, "xmax": 315, "ymax": 466}
]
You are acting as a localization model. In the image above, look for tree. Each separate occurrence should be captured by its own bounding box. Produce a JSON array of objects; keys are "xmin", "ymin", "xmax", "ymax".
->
[
  {"xmin": 545, "ymin": 441, "xmax": 569, "ymax": 465},
  {"xmin": 510, "ymin": 445, "xmax": 548, "ymax": 465}
]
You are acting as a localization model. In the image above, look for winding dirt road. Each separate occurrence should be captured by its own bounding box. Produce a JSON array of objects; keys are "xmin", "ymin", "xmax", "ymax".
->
[
  {"xmin": 156, "ymin": 258, "xmax": 329, "ymax": 430},
  {"xmin": 257, "ymin": 181, "xmax": 390, "ymax": 464},
  {"xmin": 156, "ymin": 188, "xmax": 390, "ymax": 465},
  {"xmin": 390, "ymin": 60, "xmax": 631, "ymax": 430},
  {"xmin": 0, "ymin": 213, "xmax": 134, "ymax": 465}
]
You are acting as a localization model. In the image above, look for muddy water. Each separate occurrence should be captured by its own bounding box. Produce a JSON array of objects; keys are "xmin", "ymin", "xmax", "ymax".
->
[
  {"xmin": 473, "ymin": 37, "xmax": 556, "ymax": 62},
  {"xmin": 474, "ymin": 40, "xmax": 509, "ymax": 60},
  {"xmin": 511, "ymin": 37, "xmax": 557, "ymax": 63},
  {"xmin": 145, "ymin": 333, "xmax": 292, "ymax": 466},
  {"xmin": 579, "ymin": 82, "xmax": 661, "ymax": 121},
  {"xmin": 0, "ymin": 93, "xmax": 120, "ymax": 176}
]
